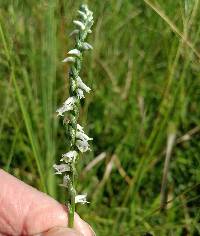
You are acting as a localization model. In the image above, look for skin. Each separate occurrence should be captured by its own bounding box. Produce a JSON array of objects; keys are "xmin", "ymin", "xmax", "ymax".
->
[{"xmin": 0, "ymin": 170, "xmax": 94, "ymax": 236}]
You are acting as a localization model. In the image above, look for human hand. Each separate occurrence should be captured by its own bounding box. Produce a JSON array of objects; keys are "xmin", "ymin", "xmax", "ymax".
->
[{"xmin": 0, "ymin": 170, "xmax": 94, "ymax": 236}]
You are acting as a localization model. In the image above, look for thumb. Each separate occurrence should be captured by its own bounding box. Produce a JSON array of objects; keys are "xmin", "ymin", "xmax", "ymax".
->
[{"xmin": 41, "ymin": 227, "xmax": 84, "ymax": 236}]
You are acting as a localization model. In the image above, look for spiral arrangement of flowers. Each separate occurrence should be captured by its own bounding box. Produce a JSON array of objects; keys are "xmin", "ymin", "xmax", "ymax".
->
[{"xmin": 53, "ymin": 4, "xmax": 94, "ymax": 227}]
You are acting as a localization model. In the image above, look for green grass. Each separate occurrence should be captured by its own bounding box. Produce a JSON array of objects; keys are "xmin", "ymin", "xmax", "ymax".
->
[{"xmin": 0, "ymin": 0, "xmax": 200, "ymax": 235}]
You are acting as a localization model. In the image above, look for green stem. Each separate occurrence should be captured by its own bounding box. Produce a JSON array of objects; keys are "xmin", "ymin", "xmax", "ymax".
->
[
  {"xmin": 68, "ymin": 169, "xmax": 76, "ymax": 227},
  {"xmin": 67, "ymin": 48, "xmax": 82, "ymax": 229}
]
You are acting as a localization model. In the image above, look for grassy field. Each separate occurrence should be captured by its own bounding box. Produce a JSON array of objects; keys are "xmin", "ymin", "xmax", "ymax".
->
[{"xmin": 0, "ymin": 0, "xmax": 200, "ymax": 235}]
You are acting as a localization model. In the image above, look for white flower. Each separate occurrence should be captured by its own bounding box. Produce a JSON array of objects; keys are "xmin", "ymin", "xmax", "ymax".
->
[
  {"xmin": 77, "ymin": 76, "xmax": 91, "ymax": 93},
  {"xmin": 76, "ymin": 125, "xmax": 92, "ymax": 152},
  {"xmin": 77, "ymin": 124, "xmax": 84, "ymax": 132},
  {"xmin": 62, "ymin": 57, "xmax": 75, "ymax": 63},
  {"xmin": 76, "ymin": 131, "xmax": 93, "ymax": 142},
  {"xmin": 88, "ymin": 29, "xmax": 92, "ymax": 34},
  {"xmin": 81, "ymin": 5, "xmax": 93, "ymax": 24},
  {"xmin": 59, "ymin": 175, "xmax": 70, "ymax": 187},
  {"xmin": 77, "ymin": 88, "xmax": 85, "ymax": 99},
  {"xmin": 76, "ymin": 124, "xmax": 92, "ymax": 137},
  {"xmin": 69, "ymin": 29, "xmax": 79, "ymax": 37},
  {"xmin": 87, "ymin": 15, "xmax": 93, "ymax": 22},
  {"xmin": 83, "ymin": 5, "xmax": 92, "ymax": 17},
  {"xmin": 82, "ymin": 42, "xmax": 93, "ymax": 50},
  {"xmin": 75, "ymin": 194, "xmax": 89, "ymax": 204},
  {"xmin": 78, "ymin": 10, "xmax": 87, "ymax": 20},
  {"xmin": 85, "ymin": 10, "xmax": 93, "ymax": 22},
  {"xmin": 68, "ymin": 49, "xmax": 81, "ymax": 57},
  {"xmin": 73, "ymin": 20, "xmax": 85, "ymax": 30},
  {"xmin": 56, "ymin": 96, "xmax": 77, "ymax": 116},
  {"xmin": 53, "ymin": 164, "xmax": 70, "ymax": 175},
  {"xmin": 76, "ymin": 139, "xmax": 91, "ymax": 152},
  {"xmin": 61, "ymin": 150, "xmax": 78, "ymax": 163}
]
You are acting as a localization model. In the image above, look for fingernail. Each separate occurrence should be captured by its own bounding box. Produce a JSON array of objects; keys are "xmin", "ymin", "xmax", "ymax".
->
[
  {"xmin": 88, "ymin": 225, "xmax": 96, "ymax": 236},
  {"xmin": 41, "ymin": 227, "xmax": 83, "ymax": 236},
  {"xmin": 74, "ymin": 214, "xmax": 95, "ymax": 236}
]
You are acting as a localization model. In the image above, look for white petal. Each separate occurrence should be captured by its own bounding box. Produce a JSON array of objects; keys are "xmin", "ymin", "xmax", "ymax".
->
[
  {"xmin": 62, "ymin": 57, "xmax": 75, "ymax": 63},
  {"xmin": 64, "ymin": 96, "xmax": 77, "ymax": 105},
  {"xmin": 82, "ymin": 42, "xmax": 93, "ymax": 50},
  {"xmin": 53, "ymin": 164, "xmax": 70, "ymax": 175},
  {"xmin": 78, "ymin": 10, "xmax": 87, "ymax": 20},
  {"xmin": 77, "ymin": 124, "xmax": 84, "ymax": 132},
  {"xmin": 56, "ymin": 106, "xmax": 66, "ymax": 116},
  {"xmin": 61, "ymin": 150, "xmax": 78, "ymax": 163},
  {"xmin": 81, "ymin": 5, "xmax": 91, "ymax": 16},
  {"xmin": 69, "ymin": 29, "xmax": 79, "ymax": 37},
  {"xmin": 73, "ymin": 20, "xmax": 85, "ymax": 30},
  {"xmin": 68, "ymin": 49, "xmax": 81, "ymax": 57},
  {"xmin": 75, "ymin": 194, "xmax": 89, "ymax": 204},
  {"xmin": 76, "ymin": 131, "xmax": 93, "ymax": 142},
  {"xmin": 76, "ymin": 139, "xmax": 91, "ymax": 153},
  {"xmin": 77, "ymin": 88, "xmax": 85, "ymax": 99},
  {"xmin": 56, "ymin": 96, "xmax": 77, "ymax": 116},
  {"xmin": 88, "ymin": 29, "xmax": 92, "ymax": 34},
  {"xmin": 77, "ymin": 76, "xmax": 91, "ymax": 93},
  {"xmin": 87, "ymin": 15, "xmax": 93, "ymax": 22}
]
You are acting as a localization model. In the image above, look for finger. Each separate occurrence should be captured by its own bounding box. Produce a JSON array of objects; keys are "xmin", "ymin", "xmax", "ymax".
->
[
  {"xmin": 41, "ymin": 227, "xmax": 83, "ymax": 236},
  {"xmin": 0, "ymin": 170, "xmax": 94, "ymax": 236}
]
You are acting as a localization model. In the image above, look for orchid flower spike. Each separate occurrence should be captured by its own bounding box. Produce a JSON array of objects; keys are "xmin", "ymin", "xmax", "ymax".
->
[{"xmin": 54, "ymin": 3, "xmax": 94, "ymax": 228}]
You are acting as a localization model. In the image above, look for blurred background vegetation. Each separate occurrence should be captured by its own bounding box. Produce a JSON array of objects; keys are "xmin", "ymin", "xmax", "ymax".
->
[{"xmin": 0, "ymin": 0, "xmax": 200, "ymax": 235}]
